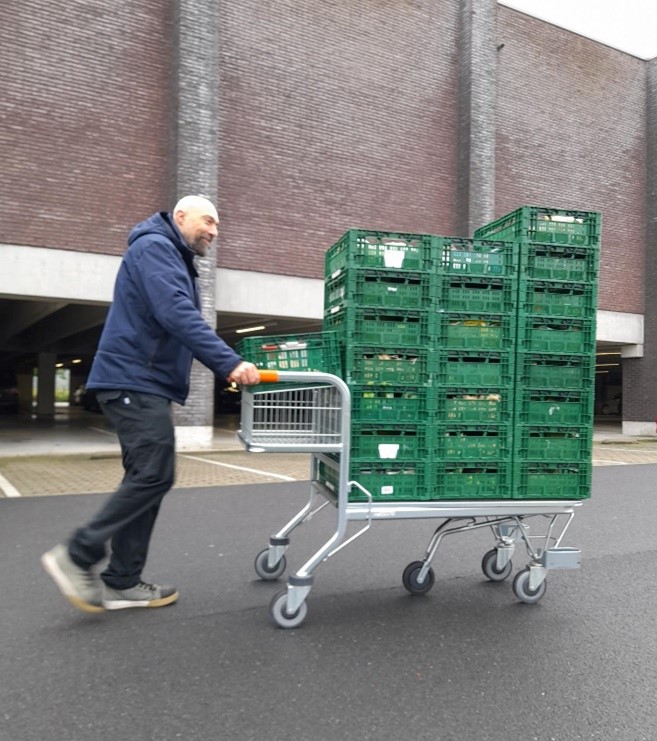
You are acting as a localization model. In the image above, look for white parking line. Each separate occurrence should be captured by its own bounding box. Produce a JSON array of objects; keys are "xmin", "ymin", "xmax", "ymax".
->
[
  {"xmin": 180, "ymin": 454, "xmax": 297, "ymax": 481},
  {"xmin": 89, "ymin": 426, "xmax": 116, "ymax": 437},
  {"xmin": 592, "ymin": 459, "xmax": 629, "ymax": 465},
  {"xmin": 0, "ymin": 471, "xmax": 21, "ymax": 497},
  {"xmin": 594, "ymin": 446, "xmax": 657, "ymax": 453}
]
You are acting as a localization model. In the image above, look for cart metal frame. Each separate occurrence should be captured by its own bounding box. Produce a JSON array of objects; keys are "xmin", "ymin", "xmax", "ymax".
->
[{"xmin": 239, "ymin": 371, "xmax": 583, "ymax": 628}]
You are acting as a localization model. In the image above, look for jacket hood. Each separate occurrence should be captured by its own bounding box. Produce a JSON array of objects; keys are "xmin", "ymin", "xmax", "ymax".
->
[
  {"xmin": 128, "ymin": 211, "xmax": 184, "ymax": 247},
  {"xmin": 128, "ymin": 211, "xmax": 197, "ymax": 275}
]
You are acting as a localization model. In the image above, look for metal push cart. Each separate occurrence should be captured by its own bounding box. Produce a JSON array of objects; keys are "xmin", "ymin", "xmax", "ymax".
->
[{"xmin": 238, "ymin": 370, "xmax": 583, "ymax": 629}]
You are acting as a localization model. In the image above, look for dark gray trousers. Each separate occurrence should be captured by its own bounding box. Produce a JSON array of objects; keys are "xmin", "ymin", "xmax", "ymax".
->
[{"xmin": 68, "ymin": 390, "xmax": 175, "ymax": 589}]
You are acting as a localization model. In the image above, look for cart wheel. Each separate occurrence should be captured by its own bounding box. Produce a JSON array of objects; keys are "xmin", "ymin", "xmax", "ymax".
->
[
  {"xmin": 481, "ymin": 549, "xmax": 513, "ymax": 582},
  {"xmin": 512, "ymin": 567, "xmax": 547, "ymax": 604},
  {"xmin": 270, "ymin": 589, "xmax": 308, "ymax": 629},
  {"xmin": 254, "ymin": 548, "xmax": 287, "ymax": 581},
  {"xmin": 402, "ymin": 560, "xmax": 435, "ymax": 595}
]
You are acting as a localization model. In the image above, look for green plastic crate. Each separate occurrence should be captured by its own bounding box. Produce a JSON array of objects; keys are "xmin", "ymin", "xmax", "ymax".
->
[
  {"xmin": 433, "ymin": 464, "xmax": 512, "ymax": 500},
  {"xmin": 236, "ymin": 331, "xmax": 341, "ymax": 374},
  {"xmin": 318, "ymin": 458, "xmax": 432, "ymax": 501},
  {"xmin": 436, "ymin": 237, "xmax": 517, "ymax": 277},
  {"xmin": 350, "ymin": 385, "xmax": 432, "ymax": 423},
  {"xmin": 325, "ymin": 229, "xmax": 436, "ymax": 277},
  {"xmin": 523, "ymin": 244, "xmax": 599, "ymax": 282},
  {"xmin": 514, "ymin": 462, "xmax": 591, "ymax": 500},
  {"xmin": 515, "ymin": 389, "xmax": 593, "ymax": 426},
  {"xmin": 437, "ymin": 276, "xmax": 516, "ymax": 314},
  {"xmin": 518, "ymin": 354, "xmax": 594, "ymax": 390},
  {"xmin": 324, "ymin": 307, "xmax": 430, "ymax": 347},
  {"xmin": 433, "ymin": 351, "xmax": 514, "ymax": 387},
  {"xmin": 518, "ymin": 317, "xmax": 595, "ymax": 355},
  {"xmin": 521, "ymin": 280, "xmax": 597, "ymax": 319},
  {"xmin": 474, "ymin": 206, "xmax": 601, "ymax": 246},
  {"xmin": 344, "ymin": 347, "xmax": 431, "ymax": 386},
  {"xmin": 324, "ymin": 269, "xmax": 432, "ymax": 311},
  {"xmin": 516, "ymin": 427, "xmax": 592, "ymax": 461},
  {"xmin": 350, "ymin": 423, "xmax": 428, "ymax": 462},
  {"xmin": 434, "ymin": 312, "xmax": 514, "ymax": 351},
  {"xmin": 435, "ymin": 424, "xmax": 512, "ymax": 461},
  {"xmin": 436, "ymin": 388, "xmax": 512, "ymax": 424}
]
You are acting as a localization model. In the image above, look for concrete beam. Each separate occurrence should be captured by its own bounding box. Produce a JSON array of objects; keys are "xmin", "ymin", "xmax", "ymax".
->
[{"xmin": 0, "ymin": 300, "xmax": 67, "ymax": 345}]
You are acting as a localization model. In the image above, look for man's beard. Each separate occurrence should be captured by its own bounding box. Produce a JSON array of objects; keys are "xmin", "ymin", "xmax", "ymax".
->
[{"xmin": 191, "ymin": 236, "xmax": 211, "ymax": 256}]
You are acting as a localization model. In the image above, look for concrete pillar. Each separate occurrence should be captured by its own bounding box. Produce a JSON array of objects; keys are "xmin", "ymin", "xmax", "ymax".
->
[
  {"xmin": 36, "ymin": 353, "xmax": 56, "ymax": 418},
  {"xmin": 16, "ymin": 373, "xmax": 33, "ymax": 414},
  {"xmin": 623, "ymin": 58, "xmax": 657, "ymax": 434},
  {"xmin": 457, "ymin": 0, "xmax": 497, "ymax": 237},
  {"xmin": 171, "ymin": 0, "xmax": 220, "ymax": 450}
]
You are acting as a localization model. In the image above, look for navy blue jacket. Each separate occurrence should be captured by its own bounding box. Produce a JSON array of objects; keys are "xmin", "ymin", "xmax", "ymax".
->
[{"xmin": 86, "ymin": 212, "xmax": 243, "ymax": 405}]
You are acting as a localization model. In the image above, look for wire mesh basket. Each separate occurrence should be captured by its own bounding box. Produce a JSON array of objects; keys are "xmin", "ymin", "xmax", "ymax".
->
[{"xmin": 240, "ymin": 383, "xmax": 345, "ymax": 451}]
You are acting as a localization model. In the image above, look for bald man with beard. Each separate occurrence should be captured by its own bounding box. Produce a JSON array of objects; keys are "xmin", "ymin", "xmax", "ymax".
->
[{"xmin": 42, "ymin": 196, "xmax": 260, "ymax": 613}]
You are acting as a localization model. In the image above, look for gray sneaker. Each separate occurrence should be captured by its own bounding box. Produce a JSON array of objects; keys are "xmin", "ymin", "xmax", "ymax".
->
[
  {"xmin": 41, "ymin": 543, "xmax": 105, "ymax": 613},
  {"xmin": 102, "ymin": 581, "xmax": 179, "ymax": 610}
]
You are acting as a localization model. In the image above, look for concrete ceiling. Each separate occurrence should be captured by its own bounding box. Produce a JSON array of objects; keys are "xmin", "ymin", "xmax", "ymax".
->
[{"xmin": 0, "ymin": 297, "xmax": 321, "ymax": 381}]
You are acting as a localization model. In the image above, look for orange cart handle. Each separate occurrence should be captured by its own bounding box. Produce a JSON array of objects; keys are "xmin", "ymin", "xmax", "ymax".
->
[{"xmin": 257, "ymin": 370, "xmax": 279, "ymax": 383}]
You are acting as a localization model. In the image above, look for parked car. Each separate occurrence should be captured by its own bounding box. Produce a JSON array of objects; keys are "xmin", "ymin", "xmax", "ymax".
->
[
  {"xmin": 0, "ymin": 385, "xmax": 19, "ymax": 414},
  {"xmin": 72, "ymin": 384, "xmax": 85, "ymax": 405},
  {"xmin": 601, "ymin": 392, "xmax": 622, "ymax": 416},
  {"xmin": 81, "ymin": 387, "xmax": 101, "ymax": 413},
  {"xmin": 215, "ymin": 382, "xmax": 241, "ymax": 414}
]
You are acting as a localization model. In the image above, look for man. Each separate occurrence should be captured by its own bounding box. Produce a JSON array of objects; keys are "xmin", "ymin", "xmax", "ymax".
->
[{"xmin": 42, "ymin": 195, "xmax": 260, "ymax": 613}]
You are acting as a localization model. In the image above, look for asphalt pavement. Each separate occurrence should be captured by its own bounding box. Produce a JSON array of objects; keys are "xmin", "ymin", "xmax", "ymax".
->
[
  {"xmin": 3, "ymin": 460, "xmax": 657, "ymax": 740},
  {"xmin": 2, "ymin": 410, "xmax": 657, "ymax": 740}
]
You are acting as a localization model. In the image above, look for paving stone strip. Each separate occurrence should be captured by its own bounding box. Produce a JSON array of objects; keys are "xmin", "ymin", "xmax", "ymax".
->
[
  {"xmin": 0, "ymin": 452, "xmax": 312, "ymax": 497},
  {"xmin": 3, "ymin": 443, "xmax": 657, "ymax": 497}
]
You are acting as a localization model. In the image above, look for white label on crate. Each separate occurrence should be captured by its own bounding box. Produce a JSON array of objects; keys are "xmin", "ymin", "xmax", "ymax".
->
[
  {"xmin": 381, "ymin": 485, "xmax": 395, "ymax": 495},
  {"xmin": 279, "ymin": 342, "xmax": 307, "ymax": 350},
  {"xmin": 378, "ymin": 444, "xmax": 400, "ymax": 459},
  {"xmin": 386, "ymin": 286, "xmax": 398, "ymax": 293},
  {"xmin": 550, "ymin": 215, "xmax": 576, "ymax": 223},
  {"xmin": 384, "ymin": 250, "xmax": 405, "ymax": 268}
]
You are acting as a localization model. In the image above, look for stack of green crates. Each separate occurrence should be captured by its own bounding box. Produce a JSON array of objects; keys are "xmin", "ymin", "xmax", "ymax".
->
[
  {"xmin": 239, "ymin": 207, "xmax": 600, "ymax": 504},
  {"xmin": 322, "ymin": 230, "xmax": 523, "ymax": 501},
  {"xmin": 429, "ymin": 237, "xmax": 519, "ymax": 500},
  {"xmin": 322, "ymin": 208, "xmax": 600, "ymax": 503},
  {"xmin": 324, "ymin": 229, "xmax": 437, "ymax": 501},
  {"xmin": 475, "ymin": 206, "xmax": 601, "ymax": 500}
]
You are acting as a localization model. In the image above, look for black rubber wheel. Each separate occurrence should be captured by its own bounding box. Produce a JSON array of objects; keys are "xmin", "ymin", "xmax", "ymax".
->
[
  {"xmin": 270, "ymin": 589, "xmax": 308, "ymax": 629},
  {"xmin": 512, "ymin": 567, "xmax": 547, "ymax": 604},
  {"xmin": 254, "ymin": 548, "xmax": 286, "ymax": 581},
  {"xmin": 402, "ymin": 560, "xmax": 435, "ymax": 595},
  {"xmin": 481, "ymin": 549, "xmax": 513, "ymax": 582}
]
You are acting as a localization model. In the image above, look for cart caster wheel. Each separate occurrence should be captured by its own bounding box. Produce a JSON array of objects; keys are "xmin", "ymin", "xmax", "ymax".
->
[
  {"xmin": 481, "ymin": 549, "xmax": 513, "ymax": 582},
  {"xmin": 402, "ymin": 560, "xmax": 435, "ymax": 595},
  {"xmin": 270, "ymin": 589, "xmax": 308, "ymax": 629},
  {"xmin": 513, "ymin": 567, "xmax": 547, "ymax": 604},
  {"xmin": 254, "ymin": 548, "xmax": 287, "ymax": 581}
]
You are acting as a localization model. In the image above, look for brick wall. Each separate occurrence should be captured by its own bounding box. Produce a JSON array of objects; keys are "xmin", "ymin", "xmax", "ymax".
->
[
  {"xmin": 623, "ymin": 58, "xmax": 657, "ymax": 423},
  {"xmin": 496, "ymin": 6, "xmax": 646, "ymax": 314},
  {"xmin": 0, "ymin": 0, "xmax": 174, "ymax": 255},
  {"xmin": 215, "ymin": 0, "xmax": 461, "ymax": 278},
  {"xmin": 0, "ymin": 0, "xmax": 649, "ymax": 306}
]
